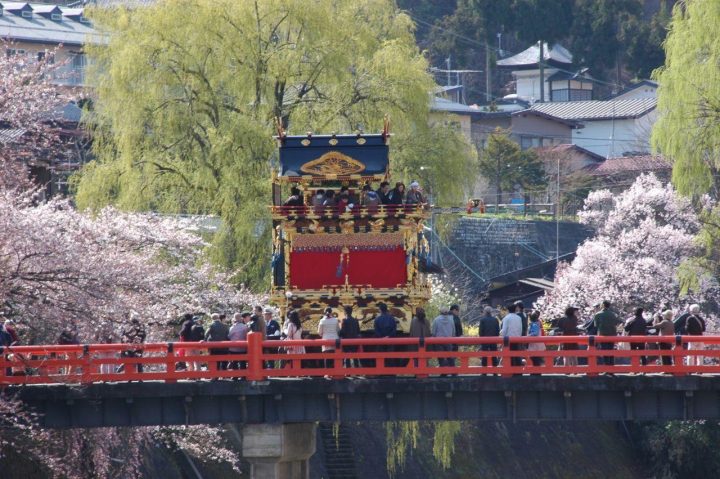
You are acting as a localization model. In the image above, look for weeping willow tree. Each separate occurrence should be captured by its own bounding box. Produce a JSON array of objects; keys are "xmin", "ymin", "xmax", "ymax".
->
[
  {"xmin": 385, "ymin": 421, "xmax": 462, "ymax": 475},
  {"xmin": 73, "ymin": 0, "xmax": 476, "ymax": 289},
  {"xmin": 652, "ymin": 0, "xmax": 720, "ymax": 198},
  {"xmin": 652, "ymin": 0, "xmax": 720, "ymax": 292}
]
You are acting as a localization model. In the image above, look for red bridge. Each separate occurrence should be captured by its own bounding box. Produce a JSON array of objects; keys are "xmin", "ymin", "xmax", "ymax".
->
[
  {"xmin": 3, "ymin": 334, "xmax": 720, "ymax": 429},
  {"xmin": 2, "ymin": 334, "xmax": 718, "ymax": 384}
]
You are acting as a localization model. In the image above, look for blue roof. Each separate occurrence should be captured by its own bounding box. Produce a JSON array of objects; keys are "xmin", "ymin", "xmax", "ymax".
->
[
  {"xmin": 430, "ymin": 96, "xmax": 482, "ymax": 115},
  {"xmin": 0, "ymin": 3, "xmax": 105, "ymax": 46}
]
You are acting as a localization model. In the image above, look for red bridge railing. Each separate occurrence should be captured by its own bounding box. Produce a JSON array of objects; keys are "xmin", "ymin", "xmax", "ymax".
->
[{"xmin": 1, "ymin": 334, "xmax": 718, "ymax": 385}]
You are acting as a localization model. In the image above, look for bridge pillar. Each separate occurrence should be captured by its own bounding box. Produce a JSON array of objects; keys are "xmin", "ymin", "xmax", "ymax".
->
[{"xmin": 242, "ymin": 423, "xmax": 317, "ymax": 479}]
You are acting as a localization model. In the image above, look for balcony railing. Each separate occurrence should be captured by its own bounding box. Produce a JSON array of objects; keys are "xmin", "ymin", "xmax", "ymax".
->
[{"xmin": 270, "ymin": 204, "xmax": 429, "ymax": 219}]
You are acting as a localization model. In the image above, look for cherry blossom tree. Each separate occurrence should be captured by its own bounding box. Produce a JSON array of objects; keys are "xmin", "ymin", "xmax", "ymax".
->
[
  {"xmin": 536, "ymin": 174, "xmax": 717, "ymax": 323},
  {"xmin": 1, "ymin": 40, "xmax": 252, "ymax": 479},
  {"xmin": 0, "ymin": 42, "xmax": 71, "ymax": 192}
]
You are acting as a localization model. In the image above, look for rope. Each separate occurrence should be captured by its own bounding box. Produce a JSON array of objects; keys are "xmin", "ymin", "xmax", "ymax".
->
[{"xmin": 428, "ymin": 227, "xmax": 487, "ymax": 282}]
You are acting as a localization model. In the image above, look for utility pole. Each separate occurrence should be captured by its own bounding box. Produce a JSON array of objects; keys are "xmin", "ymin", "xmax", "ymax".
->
[
  {"xmin": 446, "ymin": 56, "xmax": 451, "ymax": 86},
  {"xmin": 538, "ymin": 41, "xmax": 545, "ymax": 103},
  {"xmin": 485, "ymin": 42, "xmax": 491, "ymax": 103}
]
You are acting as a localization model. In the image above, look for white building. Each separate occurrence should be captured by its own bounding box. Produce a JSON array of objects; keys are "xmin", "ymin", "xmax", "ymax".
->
[
  {"xmin": 496, "ymin": 42, "xmax": 596, "ymax": 103},
  {"xmin": 0, "ymin": 2, "xmax": 106, "ymax": 86},
  {"xmin": 528, "ymin": 99, "xmax": 658, "ymax": 158}
]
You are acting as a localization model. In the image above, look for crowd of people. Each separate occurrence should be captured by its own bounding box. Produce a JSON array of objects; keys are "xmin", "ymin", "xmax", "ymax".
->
[
  {"xmin": 0, "ymin": 299, "xmax": 711, "ymax": 378},
  {"xmin": 282, "ymin": 180, "xmax": 427, "ymax": 211},
  {"xmin": 479, "ymin": 300, "xmax": 709, "ymax": 369}
]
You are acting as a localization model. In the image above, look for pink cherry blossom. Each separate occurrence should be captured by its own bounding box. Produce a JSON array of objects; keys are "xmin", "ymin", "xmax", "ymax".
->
[{"xmin": 537, "ymin": 174, "xmax": 717, "ymax": 324}]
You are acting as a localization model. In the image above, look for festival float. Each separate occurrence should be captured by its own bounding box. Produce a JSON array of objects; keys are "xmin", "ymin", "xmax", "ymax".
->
[{"xmin": 270, "ymin": 120, "xmax": 431, "ymax": 332}]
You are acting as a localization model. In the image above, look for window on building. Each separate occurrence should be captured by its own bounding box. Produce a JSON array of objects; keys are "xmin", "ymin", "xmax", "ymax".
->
[
  {"xmin": 520, "ymin": 136, "xmax": 541, "ymax": 150},
  {"xmin": 551, "ymin": 89, "xmax": 593, "ymax": 102},
  {"xmin": 51, "ymin": 13, "xmax": 62, "ymax": 21},
  {"xmin": 6, "ymin": 49, "xmax": 26, "ymax": 57},
  {"xmin": 37, "ymin": 51, "xmax": 55, "ymax": 64},
  {"xmin": 22, "ymin": 10, "xmax": 32, "ymax": 18}
]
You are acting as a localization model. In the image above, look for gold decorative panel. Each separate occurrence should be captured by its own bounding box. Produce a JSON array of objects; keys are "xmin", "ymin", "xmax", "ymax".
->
[{"xmin": 300, "ymin": 151, "xmax": 366, "ymax": 176}]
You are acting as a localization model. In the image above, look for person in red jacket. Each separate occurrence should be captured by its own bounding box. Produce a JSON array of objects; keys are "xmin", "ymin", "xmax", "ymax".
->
[{"xmin": 3, "ymin": 320, "xmax": 19, "ymax": 345}]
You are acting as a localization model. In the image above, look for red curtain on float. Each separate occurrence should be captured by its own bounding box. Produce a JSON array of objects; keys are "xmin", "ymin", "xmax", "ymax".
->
[{"xmin": 289, "ymin": 247, "xmax": 407, "ymax": 289}]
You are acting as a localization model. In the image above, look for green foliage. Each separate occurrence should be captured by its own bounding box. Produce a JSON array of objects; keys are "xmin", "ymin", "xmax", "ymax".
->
[
  {"xmin": 478, "ymin": 128, "xmax": 548, "ymax": 204},
  {"xmin": 431, "ymin": 421, "xmax": 461, "ymax": 470},
  {"xmin": 631, "ymin": 421, "xmax": 720, "ymax": 479},
  {"xmin": 621, "ymin": 2, "xmax": 670, "ymax": 79},
  {"xmin": 570, "ymin": 0, "xmax": 642, "ymax": 73},
  {"xmin": 385, "ymin": 420, "xmax": 462, "ymax": 476},
  {"xmin": 73, "ymin": 0, "xmax": 475, "ymax": 290},
  {"xmin": 385, "ymin": 421, "xmax": 419, "ymax": 476},
  {"xmin": 512, "ymin": 0, "xmax": 574, "ymax": 45},
  {"xmin": 653, "ymin": 0, "xmax": 720, "ymax": 197}
]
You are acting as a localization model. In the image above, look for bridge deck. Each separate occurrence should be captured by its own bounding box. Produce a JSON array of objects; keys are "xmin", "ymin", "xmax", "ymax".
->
[
  {"xmin": 7, "ymin": 375, "xmax": 720, "ymax": 428},
  {"xmin": 2, "ymin": 334, "xmax": 720, "ymax": 427}
]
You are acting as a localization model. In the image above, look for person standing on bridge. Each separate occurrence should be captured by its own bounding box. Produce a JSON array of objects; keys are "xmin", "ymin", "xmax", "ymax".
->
[
  {"xmin": 282, "ymin": 310, "xmax": 305, "ymax": 370},
  {"xmin": 264, "ymin": 308, "xmax": 281, "ymax": 369},
  {"xmin": 340, "ymin": 306, "xmax": 361, "ymax": 368},
  {"xmin": 624, "ymin": 308, "xmax": 649, "ymax": 366},
  {"xmin": 205, "ymin": 313, "xmax": 230, "ymax": 372},
  {"xmin": 432, "ymin": 306, "xmax": 457, "ymax": 370},
  {"xmin": 558, "ymin": 307, "xmax": 580, "ymax": 367},
  {"xmin": 593, "ymin": 301, "xmax": 621, "ymax": 367},
  {"xmin": 228, "ymin": 313, "xmax": 249, "ymax": 372},
  {"xmin": 318, "ymin": 307, "xmax": 340, "ymax": 372},
  {"xmin": 685, "ymin": 304, "xmax": 706, "ymax": 366},
  {"xmin": 450, "ymin": 304, "xmax": 463, "ymax": 354},
  {"xmin": 654, "ymin": 310, "xmax": 675, "ymax": 366},
  {"xmin": 252, "ymin": 306, "xmax": 267, "ymax": 339},
  {"xmin": 121, "ymin": 314, "xmax": 146, "ymax": 374},
  {"xmin": 374, "ymin": 303, "xmax": 397, "ymax": 368},
  {"xmin": 479, "ymin": 306, "xmax": 500, "ymax": 368},
  {"xmin": 527, "ymin": 311, "xmax": 545, "ymax": 367},
  {"xmin": 410, "ymin": 307, "xmax": 431, "ymax": 368},
  {"xmin": 500, "ymin": 303, "xmax": 523, "ymax": 368},
  {"xmin": 3, "ymin": 320, "xmax": 19, "ymax": 346}
]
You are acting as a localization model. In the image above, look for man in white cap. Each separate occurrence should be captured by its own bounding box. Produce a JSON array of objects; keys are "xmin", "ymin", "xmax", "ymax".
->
[{"xmin": 405, "ymin": 181, "xmax": 426, "ymax": 205}]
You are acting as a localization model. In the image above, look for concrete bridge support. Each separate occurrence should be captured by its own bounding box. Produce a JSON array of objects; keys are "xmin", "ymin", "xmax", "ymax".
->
[{"xmin": 242, "ymin": 423, "xmax": 317, "ymax": 479}]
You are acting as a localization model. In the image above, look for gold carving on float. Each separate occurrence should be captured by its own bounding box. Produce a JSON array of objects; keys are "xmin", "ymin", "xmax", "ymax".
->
[
  {"xmin": 301, "ymin": 138, "xmax": 311, "ymax": 146},
  {"xmin": 300, "ymin": 151, "xmax": 366, "ymax": 176},
  {"xmin": 356, "ymin": 138, "xmax": 366, "ymax": 145},
  {"xmin": 329, "ymin": 138, "xmax": 339, "ymax": 146}
]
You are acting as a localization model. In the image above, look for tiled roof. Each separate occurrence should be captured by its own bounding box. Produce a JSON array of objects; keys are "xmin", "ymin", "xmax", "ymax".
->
[
  {"xmin": 605, "ymin": 80, "xmax": 658, "ymax": 100},
  {"xmin": 0, "ymin": 128, "xmax": 27, "ymax": 144},
  {"xmin": 529, "ymin": 98, "xmax": 657, "ymax": 121},
  {"xmin": 511, "ymin": 109, "xmax": 583, "ymax": 128},
  {"xmin": 497, "ymin": 43, "xmax": 573, "ymax": 68},
  {"xmin": 0, "ymin": 2, "xmax": 105, "ymax": 45},
  {"xmin": 585, "ymin": 155, "xmax": 670, "ymax": 176},
  {"xmin": 535, "ymin": 144, "xmax": 605, "ymax": 163}
]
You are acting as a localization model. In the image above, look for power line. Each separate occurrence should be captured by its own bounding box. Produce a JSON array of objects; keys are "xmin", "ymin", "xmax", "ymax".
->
[{"xmin": 407, "ymin": 11, "xmax": 626, "ymax": 91}]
